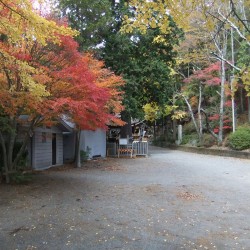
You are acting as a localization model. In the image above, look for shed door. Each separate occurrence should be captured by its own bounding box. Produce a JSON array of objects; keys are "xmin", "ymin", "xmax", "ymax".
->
[{"xmin": 52, "ymin": 133, "xmax": 56, "ymax": 165}]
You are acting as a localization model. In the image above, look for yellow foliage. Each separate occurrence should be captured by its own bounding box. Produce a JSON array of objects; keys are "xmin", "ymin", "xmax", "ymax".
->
[
  {"xmin": 128, "ymin": 0, "xmax": 250, "ymax": 45},
  {"xmin": 242, "ymin": 67, "xmax": 250, "ymax": 94},
  {"xmin": 171, "ymin": 110, "xmax": 187, "ymax": 120},
  {"xmin": 0, "ymin": 0, "xmax": 77, "ymax": 46},
  {"xmin": 153, "ymin": 35, "xmax": 168, "ymax": 45},
  {"xmin": 164, "ymin": 104, "xmax": 178, "ymax": 116},
  {"xmin": 143, "ymin": 103, "xmax": 160, "ymax": 122},
  {"xmin": 121, "ymin": 0, "xmax": 196, "ymax": 36},
  {"xmin": 0, "ymin": 0, "xmax": 77, "ymax": 109},
  {"xmin": 0, "ymin": 45, "xmax": 50, "ymax": 97},
  {"xmin": 144, "ymin": 103, "xmax": 187, "ymax": 122},
  {"xmin": 164, "ymin": 104, "xmax": 186, "ymax": 120},
  {"xmin": 229, "ymin": 77, "xmax": 239, "ymax": 98}
]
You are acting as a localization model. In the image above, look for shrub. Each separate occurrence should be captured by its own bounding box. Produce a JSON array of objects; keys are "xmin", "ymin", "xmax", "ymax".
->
[
  {"xmin": 228, "ymin": 126, "xmax": 250, "ymax": 150},
  {"xmin": 182, "ymin": 122, "xmax": 197, "ymax": 134},
  {"xmin": 181, "ymin": 133, "xmax": 198, "ymax": 146},
  {"xmin": 80, "ymin": 146, "xmax": 91, "ymax": 162},
  {"xmin": 201, "ymin": 133, "xmax": 216, "ymax": 148}
]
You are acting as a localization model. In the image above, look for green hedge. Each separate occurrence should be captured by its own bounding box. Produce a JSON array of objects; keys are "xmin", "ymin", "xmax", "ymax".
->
[{"xmin": 229, "ymin": 126, "xmax": 250, "ymax": 150}]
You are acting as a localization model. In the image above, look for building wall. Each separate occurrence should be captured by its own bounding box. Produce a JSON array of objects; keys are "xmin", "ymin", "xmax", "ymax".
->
[
  {"xmin": 80, "ymin": 129, "xmax": 106, "ymax": 158},
  {"xmin": 32, "ymin": 127, "xmax": 63, "ymax": 170},
  {"xmin": 63, "ymin": 133, "xmax": 76, "ymax": 163}
]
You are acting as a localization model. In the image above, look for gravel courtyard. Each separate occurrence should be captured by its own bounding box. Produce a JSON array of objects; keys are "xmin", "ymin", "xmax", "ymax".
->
[{"xmin": 1, "ymin": 146, "xmax": 250, "ymax": 250}]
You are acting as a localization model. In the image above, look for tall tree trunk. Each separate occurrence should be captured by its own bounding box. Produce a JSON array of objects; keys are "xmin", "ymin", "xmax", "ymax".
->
[
  {"xmin": 182, "ymin": 95, "xmax": 200, "ymax": 139},
  {"xmin": 12, "ymin": 118, "xmax": 37, "ymax": 171},
  {"xmin": 218, "ymin": 60, "xmax": 226, "ymax": 143},
  {"xmin": 211, "ymin": 11, "xmax": 229, "ymax": 144},
  {"xmin": 230, "ymin": 27, "xmax": 236, "ymax": 132},
  {"xmin": 120, "ymin": 111, "xmax": 132, "ymax": 138},
  {"xmin": 0, "ymin": 131, "xmax": 9, "ymax": 183},
  {"xmin": 201, "ymin": 109, "xmax": 219, "ymax": 139},
  {"xmin": 75, "ymin": 129, "xmax": 82, "ymax": 168},
  {"xmin": 198, "ymin": 83, "xmax": 203, "ymax": 142},
  {"xmin": 153, "ymin": 121, "xmax": 156, "ymax": 140},
  {"xmin": 12, "ymin": 133, "xmax": 30, "ymax": 171},
  {"xmin": 7, "ymin": 118, "xmax": 17, "ymax": 171},
  {"xmin": 0, "ymin": 116, "xmax": 41, "ymax": 183},
  {"xmin": 248, "ymin": 97, "xmax": 250, "ymax": 123},
  {"xmin": 218, "ymin": 37, "xmax": 227, "ymax": 144},
  {"xmin": 172, "ymin": 119, "xmax": 177, "ymax": 142},
  {"xmin": 240, "ymin": 88, "xmax": 244, "ymax": 112},
  {"xmin": 1, "ymin": 119, "xmax": 31, "ymax": 183}
]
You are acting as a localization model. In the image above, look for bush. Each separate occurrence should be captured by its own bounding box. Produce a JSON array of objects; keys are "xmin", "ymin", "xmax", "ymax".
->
[
  {"xmin": 202, "ymin": 133, "xmax": 217, "ymax": 148},
  {"xmin": 228, "ymin": 126, "xmax": 250, "ymax": 150},
  {"xmin": 182, "ymin": 122, "xmax": 197, "ymax": 134},
  {"xmin": 80, "ymin": 146, "xmax": 91, "ymax": 162},
  {"xmin": 181, "ymin": 133, "xmax": 198, "ymax": 146}
]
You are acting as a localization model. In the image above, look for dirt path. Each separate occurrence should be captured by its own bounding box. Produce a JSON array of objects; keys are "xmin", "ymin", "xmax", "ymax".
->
[{"xmin": 1, "ymin": 146, "xmax": 250, "ymax": 249}]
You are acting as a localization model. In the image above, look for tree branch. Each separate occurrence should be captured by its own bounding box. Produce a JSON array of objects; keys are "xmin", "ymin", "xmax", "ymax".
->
[
  {"xmin": 200, "ymin": 109, "xmax": 218, "ymax": 139},
  {"xmin": 0, "ymin": 0, "xmax": 27, "ymax": 20},
  {"xmin": 229, "ymin": 0, "xmax": 250, "ymax": 33},
  {"xmin": 218, "ymin": 7, "xmax": 250, "ymax": 47},
  {"xmin": 210, "ymin": 51, "xmax": 241, "ymax": 71},
  {"xmin": 207, "ymin": 10, "xmax": 232, "ymax": 43}
]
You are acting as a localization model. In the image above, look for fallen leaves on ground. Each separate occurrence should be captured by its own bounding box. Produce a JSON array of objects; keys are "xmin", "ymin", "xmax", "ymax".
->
[{"xmin": 176, "ymin": 191, "xmax": 203, "ymax": 201}]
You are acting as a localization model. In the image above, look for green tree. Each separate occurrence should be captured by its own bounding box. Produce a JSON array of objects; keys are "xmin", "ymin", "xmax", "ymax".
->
[
  {"xmin": 101, "ymin": 5, "xmax": 182, "ymax": 136},
  {"xmin": 57, "ymin": 0, "xmax": 114, "ymax": 51}
]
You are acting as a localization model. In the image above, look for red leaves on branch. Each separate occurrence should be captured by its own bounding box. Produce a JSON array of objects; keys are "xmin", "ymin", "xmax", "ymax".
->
[
  {"xmin": 184, "ymin": 62, "xmax": 224, "ymax": 86},
  {"xmin": 0, "ymin": 16, "xmax": 124, "ymax": 130},
  {"xmin": 32, "ymin": 33, "xmax": 124, "ymax": 130},
  {"xmin": 209, "ymin": 114, "xmax": 232, "ymax": 134}
]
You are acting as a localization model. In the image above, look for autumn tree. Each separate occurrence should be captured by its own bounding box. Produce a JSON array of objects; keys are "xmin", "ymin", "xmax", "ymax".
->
[
  {"xmin": 0, "ymin": 33, "xmax": 124, "ymax": 180},
  {"xmin": 181, "ymin": 62, "xmax": 233, "ymax": 142},
  {"xmin": 0, "ymin": 0, "xmax": 76, "ymax": 182},
  {"xmin": 0, "ymin": 2, "xmax": 124, "ymax": 182}
]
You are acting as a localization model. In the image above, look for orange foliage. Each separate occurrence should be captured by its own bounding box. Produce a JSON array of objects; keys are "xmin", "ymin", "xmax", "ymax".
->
[
  {"xmin": 0, "ymin": 17, "xmax": 124, "ymax": 129},
  {"xmin": 30, "ymin": 35, "xmax": 125, "ymax": 130}
]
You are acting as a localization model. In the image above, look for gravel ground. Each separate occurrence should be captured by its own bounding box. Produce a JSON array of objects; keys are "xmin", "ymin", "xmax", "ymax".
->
[{"xmin": 1, "ymin": 146, "xmax": 250, "ymax": 250}]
